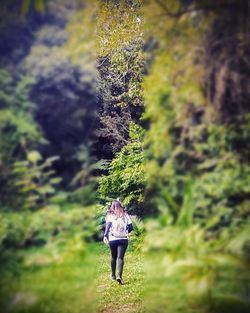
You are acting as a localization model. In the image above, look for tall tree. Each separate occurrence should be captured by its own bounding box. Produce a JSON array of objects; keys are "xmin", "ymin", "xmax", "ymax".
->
[
  {"xmin": 96, "ymin": 0, "xmax": 144, "ymax": 158},
  {"xmin": 141, "ymin": 0, "xmax": 250, "ymax": 228}
]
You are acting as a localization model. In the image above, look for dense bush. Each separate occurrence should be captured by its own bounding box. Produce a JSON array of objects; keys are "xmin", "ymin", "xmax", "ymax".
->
[
  {"xmin": 0, "ymin": 205, "xmax": 101, "ymax": 251},
  {"xmin": 143, "ymin": 216, "xmax": 250, "ymax": 312}
]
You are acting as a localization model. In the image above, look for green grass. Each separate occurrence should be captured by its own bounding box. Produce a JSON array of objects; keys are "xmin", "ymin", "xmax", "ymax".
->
[
  {"xmin": 97, "ymin": 242, "xmax": 144, "ymax": 313},
  {"xmin": 143, "ymin": 252, "xmax": 207, "ymax": 313},
  {"xmin": 143, "ymin": 251, "xmax": 250, "ymax": 313},
  {"xmin": 1, "ymin": 240, "xmax": 249, "ymax": 313},
  {"xmin": 0, "ymin": 241, "xmax": 144, "ymax": 313},
  {"xmin": 0, "ymin": 243, "xmax": 99, "ymax": 313}
]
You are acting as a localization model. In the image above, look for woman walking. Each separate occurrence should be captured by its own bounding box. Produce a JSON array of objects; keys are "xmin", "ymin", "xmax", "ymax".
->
[{"xmin": 103, "ymin": 199, "xmax": 133, "ymax": 285}]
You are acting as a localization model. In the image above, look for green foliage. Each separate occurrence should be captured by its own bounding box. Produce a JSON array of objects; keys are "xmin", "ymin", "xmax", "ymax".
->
[
  {"xmin": 71, "ymin": 145, "xmax": 108, "ymax": 187},
  {"xmin": 0, "ymin": 70, "xmax": 42, "ymax": 162},
  {"xmin": 143, "ymin": 219, "xmax": 250, "ymax": 312},
  {"xmin": 0, "ymin": 70, "xmax": 44, "ymax": 209},
  {"xmin": 98, "ymin": 0, "xmax": 142, "ymax": 57},
  {"xmin": 226, "ymin": 218, "xmax": 250, "ymax": 261},
  {"xmin": 22, "ymin": 10, "xmax": 98, "ymax": 185},
  {"xmin": 0, "ymin": 2, "xmax": 250, "ymax": 313},
  {"xmin": 96, "ymin": 0, "xmax": 144, "ymax": 156},
  {"xmin": 139, "ymin": 4, "xmax": 250, "ymax": 310},
  {"xmin": 131, "ymin": 215, "xmax": 145, "ymax": 237},
  {"xmin": 142, "ymin": 0, "xmax": 250, "ymax": 232},
  {"xmin": 21, "ymin": 0, "xmax": 45, "ymax": 15},
  {"xmin": 13, "ymin": 151, "xmax": 62, "ymax": 210},
  {"xmin": 99, "ymin": 123, "xmax": 146, "ymax": 213},
  {"xmin": 146, "ymin": 120, "xmax": 250, "ymax": 232},
  {"xmin": 97, "ymin": 0, "xmax": 144, "ymax": 108},
  {"xmin": 0, "ymin": 205, "xmax": 100, "ymax": 251},
  {"xmin": 68, "ymin": 145, "xmax": 109, "ymax": 206},
  {"xmin": 65, "ymin": 0, "xmax": 96, "ymax": 64}
]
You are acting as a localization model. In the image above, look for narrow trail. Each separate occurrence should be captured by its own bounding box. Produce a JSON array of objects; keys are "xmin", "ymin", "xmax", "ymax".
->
[{"xmin": 97, "ymin": 243, "xmax": 144, "ymax": 313}]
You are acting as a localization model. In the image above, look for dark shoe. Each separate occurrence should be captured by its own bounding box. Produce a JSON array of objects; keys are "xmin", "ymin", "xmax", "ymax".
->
[
  {"xmin": 111, "ymin": 275, "xmax": 116, "ymax": 281},
  {"xmin": 117, "ymin": 277, "xmax": 123, "ymax": 285}
]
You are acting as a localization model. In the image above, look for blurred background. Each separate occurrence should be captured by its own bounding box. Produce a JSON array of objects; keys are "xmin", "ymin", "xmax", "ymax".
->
[{"xmin": 0, "ymin": 0, "xmax": 249, "ymax": 313}]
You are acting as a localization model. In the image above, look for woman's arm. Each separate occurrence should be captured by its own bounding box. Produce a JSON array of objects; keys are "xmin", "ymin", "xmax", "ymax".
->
[
  {"xmin": 104, "ymin": 221, "xmax": 112, "ymax": 238},
  {"xmin": 103, "ymin": 221, "xmax": 112, "ymax": 245}
]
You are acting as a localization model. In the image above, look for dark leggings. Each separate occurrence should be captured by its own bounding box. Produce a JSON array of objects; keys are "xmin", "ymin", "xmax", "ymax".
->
[{"xmin": 109, "ymin": 239, "xmax": 128, "ymax": 278}]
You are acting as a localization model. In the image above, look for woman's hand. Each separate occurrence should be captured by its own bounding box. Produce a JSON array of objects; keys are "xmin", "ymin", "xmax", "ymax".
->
[{"xmin": 103, "ymin": 236, "xmax": 109, "ymax": 245}]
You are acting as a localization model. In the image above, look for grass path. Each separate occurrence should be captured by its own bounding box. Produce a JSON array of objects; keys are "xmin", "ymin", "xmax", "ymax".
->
[{"xmin": 97, "ymin": 242, "xmax": 144, "ymax": 313}]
